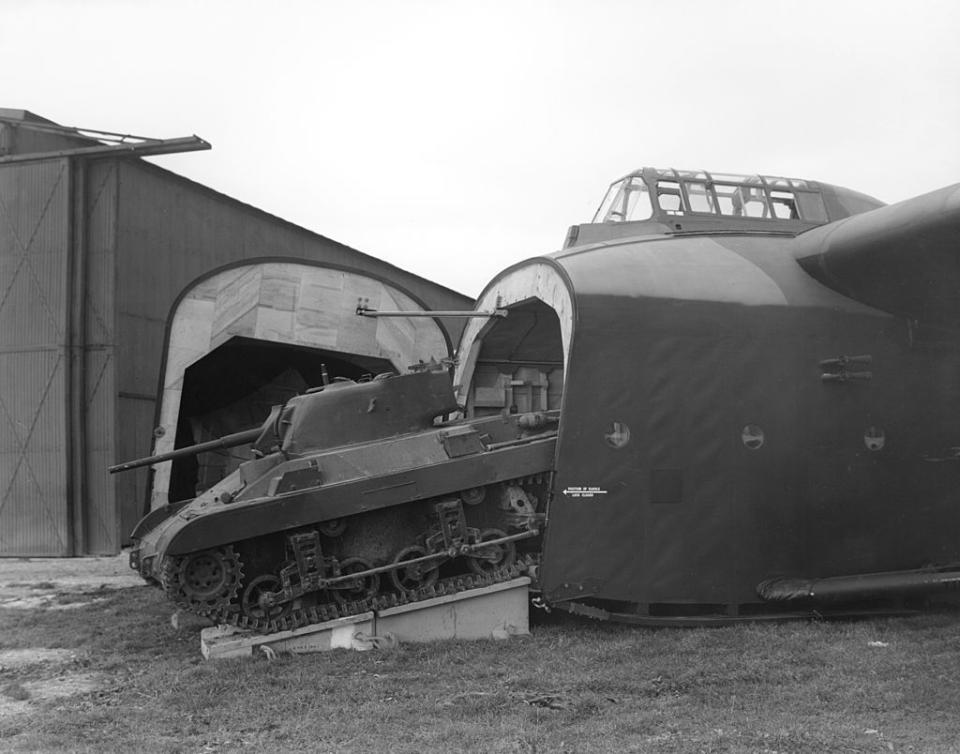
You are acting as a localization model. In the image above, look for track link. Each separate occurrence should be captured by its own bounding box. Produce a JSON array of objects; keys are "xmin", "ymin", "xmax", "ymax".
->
[{"xmin": 214, "ymin": 555, "xmax": 537, "ymax": 635}]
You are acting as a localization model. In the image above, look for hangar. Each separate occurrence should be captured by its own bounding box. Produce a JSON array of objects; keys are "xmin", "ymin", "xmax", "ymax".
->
[{"xmin": 0, "ymin": 109, "xmax": 471, "ymax": 556}]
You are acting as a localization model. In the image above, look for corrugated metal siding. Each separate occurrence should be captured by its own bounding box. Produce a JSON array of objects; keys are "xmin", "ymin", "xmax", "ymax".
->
[
  {"xmin": 0, "ymin": 159, "xmax": 70, "ymax": 555},
  {"xmin": 116, "ymin": 397, "xmax": 154, "ymax": 540},
  {"xmin": 82, "ymin": 161, "xmax": 118, "ymax": 553}
]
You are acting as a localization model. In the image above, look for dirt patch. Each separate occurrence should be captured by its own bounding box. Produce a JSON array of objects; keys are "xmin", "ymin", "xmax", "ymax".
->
[
  {"xmin": 0, "ymin": 594, "xmax": 110, "ymax": 611},
  {"xmin": 0, "ymin": 672, "xmax": 105, "ymax": 719},
  {"xmin": 0, "ymin": 553, "xmax": 142, "ymax": 615},
  {"xmin": 23, "ymin": 672, "xmax": 104, "ymax": 701},
  {"xmin": 0, "ymin": 553, "xmax": 141, "ymax": 592},
  {"xmin": 0, "ymin": 648, "xmax": 77, "ymax": 670},
  {"xmin": 0, "ymin": 648, "xmax": 101, "ymax": 721}
]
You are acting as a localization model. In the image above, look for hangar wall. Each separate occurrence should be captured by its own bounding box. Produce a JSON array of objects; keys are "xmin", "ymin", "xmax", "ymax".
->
[{"xmin": 0, "ymin": 111, "xmax": 473, "ymax": 556}]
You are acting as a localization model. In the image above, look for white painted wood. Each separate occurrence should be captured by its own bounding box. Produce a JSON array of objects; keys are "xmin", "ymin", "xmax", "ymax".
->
[
  {"xmin": 453, "ymin": 262, "xmax": 574, "ymax": 407},
  {"xmin": 199, "ymin": 578, "xmax": 531, "ymax": 660}
]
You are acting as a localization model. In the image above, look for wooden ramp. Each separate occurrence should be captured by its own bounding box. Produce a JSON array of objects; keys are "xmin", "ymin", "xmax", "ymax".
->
[{"xmin": 201, "ymin": 577, "xmax": 531, "ymax": 659}]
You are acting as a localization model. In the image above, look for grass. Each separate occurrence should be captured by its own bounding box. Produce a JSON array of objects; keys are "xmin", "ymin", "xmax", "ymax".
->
[{"xmin": 1, "ymin": 585, "xmax": 959, "ymax": 753}]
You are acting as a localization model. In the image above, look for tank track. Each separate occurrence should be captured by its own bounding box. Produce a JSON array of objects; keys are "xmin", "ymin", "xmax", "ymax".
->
[
  {"xmin": 212, "ymin": 554, "xmax": 537, "ymax": 635},
  {"xmin": 157, "ymin": 474, "xmax": 548, "ymax": 635}
]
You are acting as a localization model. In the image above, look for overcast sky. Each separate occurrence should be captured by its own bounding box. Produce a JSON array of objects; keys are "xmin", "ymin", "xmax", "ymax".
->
[{"xmin": 3, "ymin": 0, "xmax": 959, "ymax": 297}]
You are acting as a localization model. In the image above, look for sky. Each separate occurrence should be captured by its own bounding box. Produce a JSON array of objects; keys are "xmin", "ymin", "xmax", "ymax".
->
[{"xmin": 3, "ymin": 0, "xmax": 959, "ymax": 297}]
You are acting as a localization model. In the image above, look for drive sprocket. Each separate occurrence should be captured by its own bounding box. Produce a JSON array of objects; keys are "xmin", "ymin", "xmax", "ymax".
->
[{"xmin": 161, "ymin": 545, "xmax": 243, "ymax": 616}]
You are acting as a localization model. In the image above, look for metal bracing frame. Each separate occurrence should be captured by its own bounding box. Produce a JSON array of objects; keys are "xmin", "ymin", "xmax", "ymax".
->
[
  {"xmin": 0, "ymin": 116, "xmax": 211, "ymax": 165},
  {"xmin": 0, "ymin": 136, "xmax": 210, "ymax": 165}
]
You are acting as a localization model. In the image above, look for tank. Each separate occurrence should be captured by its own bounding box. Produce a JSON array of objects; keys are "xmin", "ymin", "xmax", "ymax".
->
[{"xmin": 120, "ymin": 369, "xmax": 557, "ymax": 632}]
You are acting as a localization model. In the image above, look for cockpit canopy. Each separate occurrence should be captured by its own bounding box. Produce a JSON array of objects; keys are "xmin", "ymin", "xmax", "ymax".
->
[
  {"xmin": 593, "ymin": 167, "xmax": 829, "ymax": 224},
  {"xmin": 563, "ymin": 166, "xmax": 885, "ymax": 248}
]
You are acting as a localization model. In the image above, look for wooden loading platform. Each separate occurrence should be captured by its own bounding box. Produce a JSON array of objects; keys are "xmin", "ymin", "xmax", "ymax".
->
[{"xmin": 200, "ymin": 577, "xmax": 531, "ymax": 659}]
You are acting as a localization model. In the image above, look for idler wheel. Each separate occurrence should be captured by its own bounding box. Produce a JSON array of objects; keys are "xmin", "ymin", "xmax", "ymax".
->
[
  {"xmin": 175, "ymin": 545, "xmax": 242, "ymax": 610},
  {"xmin": 241, "ymin": 574, "xmax": 291, "ymax": 620},
  {"xmin": 331, "ymin": 557, "xmax": 380, "ymax": 605},
  {"xmin": 467, "ymin": 529, "xmax": 516, "ymax": 575},
  {"xmin": 390, "ymin": 545, "xmax": 440, "ymax": 593}
]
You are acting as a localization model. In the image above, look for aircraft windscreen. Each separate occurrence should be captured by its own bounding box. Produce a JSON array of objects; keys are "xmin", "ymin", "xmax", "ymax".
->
[{"xmin": 593, "ymin": 176, "xmax": 653, "ymax": 223}]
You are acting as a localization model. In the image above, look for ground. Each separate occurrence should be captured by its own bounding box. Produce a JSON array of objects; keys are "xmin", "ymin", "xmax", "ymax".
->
[{"xmin": 1, "ymin": 555, "xmax": 959, "ymax": 753}]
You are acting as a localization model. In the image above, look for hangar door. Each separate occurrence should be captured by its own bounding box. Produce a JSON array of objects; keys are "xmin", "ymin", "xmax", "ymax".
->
[{"xmin": 0, "ymin": 159, "xmax": 70, "ymax": 555}]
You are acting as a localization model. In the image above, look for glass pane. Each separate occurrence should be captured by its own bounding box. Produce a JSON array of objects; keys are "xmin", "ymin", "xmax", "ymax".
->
[
  {"xmin": 623, "ymin": 177, "xmax": 653, "ymax": 221},
  {"xmin": 685, "ymin": 181, "xmax": 714, "ymax": 213},
  {"xmin": 741, "ymin": 187, "xmax": 769, "ymax": 218},
  {"xmin": 593, "ymin": 181, "xmax": 623, "ymax": 222},
  {"xmin": 765, "ymin": 177, "xmax": 791, "ymax": 188},
  {"xmin": 796, "ymin": 192, "xmax": 828, "ymax": 222},
  {"xmin": 657, "ymin": 180, "xmax": 683, "ymax": 214},
  {"xmin": 711, "ymin": 173, "xmax": 750, "ymax": 184},
  {"xmin": 713, "ymin": 183, "xmax": 741, "ymax": 216},
  {"xmin": 593, "ymin": 176, "xmax": 653, "ymax": 222},
  {"xmin": 770, "ymin": 190, "xmax": 799, "ymax": 219}
]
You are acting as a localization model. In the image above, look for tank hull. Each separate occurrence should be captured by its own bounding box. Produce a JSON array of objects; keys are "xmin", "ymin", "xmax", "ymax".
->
[{"xmin": 128, "ymin": 372, "xmax": 557, "ymax": 632}]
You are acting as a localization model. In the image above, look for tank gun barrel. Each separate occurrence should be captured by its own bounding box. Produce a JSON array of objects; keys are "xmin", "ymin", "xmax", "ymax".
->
[{"xmin": 109, "ymin": 427, "xmax": 263, "ymax": 474}]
